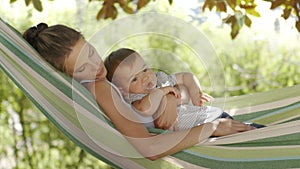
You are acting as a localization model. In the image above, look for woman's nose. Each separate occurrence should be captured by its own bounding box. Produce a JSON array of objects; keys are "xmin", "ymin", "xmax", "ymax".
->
[
  {"xmin": 89, "ymin": 53, "xmax": 101, "ymax": 64},
  {"xmin": 88, "ymin": 57, "xmax": 101, "ymax": 67}
]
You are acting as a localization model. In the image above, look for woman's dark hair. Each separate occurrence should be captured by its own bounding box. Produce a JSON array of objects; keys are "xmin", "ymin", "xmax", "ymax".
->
[{"xmin": 23, "ymin": 23, "xmax": 82, "ymax": 72}]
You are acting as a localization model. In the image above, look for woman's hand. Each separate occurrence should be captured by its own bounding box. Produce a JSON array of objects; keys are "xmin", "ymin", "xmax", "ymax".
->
[
  {"xmin": 212, "ymin": 118, "xmax": 255, "ymax": 136},
  {"xmin": 154, "ymin": 94, "xmax": 178, "ymax": 130}
]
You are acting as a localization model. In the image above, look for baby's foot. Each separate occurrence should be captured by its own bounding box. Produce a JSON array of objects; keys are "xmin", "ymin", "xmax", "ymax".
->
[{"xmin": 245, "ymin": 122, "xmax": 266, "ymax": 129}]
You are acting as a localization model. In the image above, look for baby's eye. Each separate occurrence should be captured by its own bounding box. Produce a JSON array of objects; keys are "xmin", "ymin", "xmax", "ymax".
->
[{"xmin": 131, "ymin": 77, "xmax": 137, "ymax": 82}]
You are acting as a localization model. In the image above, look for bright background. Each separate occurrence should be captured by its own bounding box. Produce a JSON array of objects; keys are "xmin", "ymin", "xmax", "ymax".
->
[{"xmin": 0, "ymin": 0, "xmax": 299, "ymax": 168}]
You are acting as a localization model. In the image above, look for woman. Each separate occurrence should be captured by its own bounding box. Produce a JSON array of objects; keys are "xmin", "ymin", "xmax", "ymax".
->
[{"xmin": 23, "ymin": 23, "xmax": 253, "ymax": 160}]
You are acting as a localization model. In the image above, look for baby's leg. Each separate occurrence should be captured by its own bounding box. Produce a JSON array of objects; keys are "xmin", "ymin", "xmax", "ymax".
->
[{"xmin": 219, "ymin": 112, "xmax": 266, "ymax": 128}]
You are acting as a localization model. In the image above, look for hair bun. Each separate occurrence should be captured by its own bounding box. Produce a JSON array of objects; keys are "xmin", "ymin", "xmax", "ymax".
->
[
  {"xmin": 36, "ymin": 23, "xmax": 48, "ymax": 33},
  {"xmin": 23, "ymin": 23, "xmax": 48, "ymax": 49},
  {"xmin": 24, "ymin": 23, "xmax": 48, "ymax": 39}
]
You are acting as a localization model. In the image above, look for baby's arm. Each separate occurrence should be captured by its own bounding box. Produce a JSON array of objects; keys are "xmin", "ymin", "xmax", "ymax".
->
[
  {"xmin": 175, "ymin": 72, "xmax": 212, "ymax": 106},
  {"xmin": 175, "ymin": 84, "xmax": 190, "ymax": 104},
  {"xmin": 132, "ymin": 86, "xmax": 180, "ymax": 116}
]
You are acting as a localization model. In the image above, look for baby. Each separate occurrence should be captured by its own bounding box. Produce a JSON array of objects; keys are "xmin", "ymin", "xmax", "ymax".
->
[{"xmin": 104, "ymin": 48, "xmax": 264, "ymax": 131}]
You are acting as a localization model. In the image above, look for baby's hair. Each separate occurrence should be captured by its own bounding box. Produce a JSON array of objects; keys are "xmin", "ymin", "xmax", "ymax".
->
[
  {"xmin": 104, "ymin": 48, "xmax": 139, "ymax": 82},
  {"xmin": 23, "ymin": 23, "xmax": 82, "ymax": 72}
]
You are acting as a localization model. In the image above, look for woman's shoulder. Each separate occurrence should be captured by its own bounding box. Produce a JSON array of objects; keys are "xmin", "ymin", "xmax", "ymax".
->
[
  {"xmin": 93, "ymin": 79, "xmax": 120, "ymax": 95},
  {"xmin": 93, "ymin": 79, "xmax": 109, "ymax": 90}
]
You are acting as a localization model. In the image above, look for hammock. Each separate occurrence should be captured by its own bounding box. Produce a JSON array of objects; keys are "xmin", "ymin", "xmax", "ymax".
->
[{"xmin": 1, "ymin": 18, "xmax": 300, "ymax": 169}]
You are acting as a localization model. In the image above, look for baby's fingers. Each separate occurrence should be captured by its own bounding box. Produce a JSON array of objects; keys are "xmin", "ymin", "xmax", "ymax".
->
[{"xmin": 201, "ymin": 93, "xmax": 213, "ymax": 102}]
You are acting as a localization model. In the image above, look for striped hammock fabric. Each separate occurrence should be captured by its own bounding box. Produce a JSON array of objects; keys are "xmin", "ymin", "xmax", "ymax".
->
[{"xmin": 1, "ymin": 18, "xmax": 300, "ymax": 169}]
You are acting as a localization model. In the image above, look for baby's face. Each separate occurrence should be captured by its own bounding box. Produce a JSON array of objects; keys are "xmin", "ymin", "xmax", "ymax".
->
[{"xmin": 113, "ymin": 54, "xmax": 157, "ymax": 95}]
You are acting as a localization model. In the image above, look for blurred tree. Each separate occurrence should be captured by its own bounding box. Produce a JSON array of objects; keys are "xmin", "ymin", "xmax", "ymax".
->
[
  {"xmin": 0, "ymin": 70, "xmax": 112, "ymax": 168},
  {"xmin": 10, "ymin": 0, "xmax": 300, "ymax": 39}
]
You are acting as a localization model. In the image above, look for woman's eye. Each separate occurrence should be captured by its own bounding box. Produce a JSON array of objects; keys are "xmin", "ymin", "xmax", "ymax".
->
[
  {"xmin": 89, "ymin": 47, "xmax": 94, "ymax": 57},
  {"xmin": 76, "ymin": 66, "xmax": 85, "ymax": 72},
  {"xmin": 143, "ymin": 68, "xmax": 148, "ymax": 72}
]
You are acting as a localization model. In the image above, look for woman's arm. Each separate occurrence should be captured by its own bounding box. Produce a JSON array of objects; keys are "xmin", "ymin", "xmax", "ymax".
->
[{"xmin": 93, "ymin": 80, "xmax": 253, "ymax": 160}]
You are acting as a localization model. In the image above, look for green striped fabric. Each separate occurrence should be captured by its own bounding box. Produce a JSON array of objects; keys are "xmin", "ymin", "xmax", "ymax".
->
[{"xmin": 1, "ymin": 18, "xmax": 300, "ymax": 169}]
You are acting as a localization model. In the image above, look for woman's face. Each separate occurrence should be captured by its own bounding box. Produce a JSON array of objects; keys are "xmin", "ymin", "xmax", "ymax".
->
[{"xmin": 64, "ymin": 38, "xmax": 107, "ymax": 82}]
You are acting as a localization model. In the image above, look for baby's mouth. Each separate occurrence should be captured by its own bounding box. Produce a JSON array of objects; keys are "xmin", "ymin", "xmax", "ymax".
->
[{"xmin": 145, "ymin": 81, "xmax": 156, "ymax": 90}]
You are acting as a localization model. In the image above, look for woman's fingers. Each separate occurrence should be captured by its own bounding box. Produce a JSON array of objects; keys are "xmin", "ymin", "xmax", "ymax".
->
[
  {"xmin": 213, "ymin": 118, "xmax": 255, "ymax": 136},
  {"xmin": 231, "ymin": 120, "xmax": 255, "ymax": 131}
]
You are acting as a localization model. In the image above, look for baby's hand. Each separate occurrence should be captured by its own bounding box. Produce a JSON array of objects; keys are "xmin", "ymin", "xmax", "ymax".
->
[
  {"xmin": 190, "ymin": 91, "xmax": 213, "ymax": 106},
  {"xmin": 160, "ymin": 86, "xmax": 181, "ymax": 98}
]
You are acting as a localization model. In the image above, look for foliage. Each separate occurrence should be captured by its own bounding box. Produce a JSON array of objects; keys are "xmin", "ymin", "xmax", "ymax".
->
[
  {"xmin": 12, "ymin": 0, "xmax": 300, "ymax": 39},
  {"xmin": 200, "ymin": 22, "xmax": 300, "ymax": 96},
  {"xmin": 202, "ymin": 0, "xmax": 300, "ymax": 39},
  {"xmin": 0, "ymin": 71, "xmax": 112, "ymax": 168}
]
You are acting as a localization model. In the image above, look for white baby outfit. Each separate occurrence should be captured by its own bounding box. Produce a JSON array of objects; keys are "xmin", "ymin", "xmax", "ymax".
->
[{"xmin": 125, "ymin": 71, "xmax": 223, "ymax": 131}]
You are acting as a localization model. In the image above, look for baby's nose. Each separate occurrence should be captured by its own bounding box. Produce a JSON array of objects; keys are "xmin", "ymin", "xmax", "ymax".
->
[{"xmin": 142, "ymin": 76, "xmax": 149, "ymax": 82}]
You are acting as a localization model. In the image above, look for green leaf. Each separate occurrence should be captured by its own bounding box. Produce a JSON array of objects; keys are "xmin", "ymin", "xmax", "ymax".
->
[
  {"xmin": 96, "ymin": 6, "xmax": 106, "ymax": 20},
  {"xmin": 12, "ymin": 102, "xmax": 21, "ymax": 113},
  {"xmin": 226, "ymin": 0, "xmax": 236, "ymax": 11},
  {"xmin": 121, "ymin": 6, "xmax": 134, "ymax": 14},
  {"xmin": 240, "ymin": 3, "xmax": 257, "ymax": 9},
  {"xmin": 281, "ymin": 7, "xmax": 291, "ymax": 19},
  {"xmin": 223, "ymin": 15, "xmax": 235, "ymax": 24},
  {"xmin": 231, "ymin": 20, "xmax": 240, "ymax": 39},
  {"xmin": 137, "ymin": 0, "xmax": 150, "ymax": 10},
  {"xmin": 245, "ymin": 8, "xmax": 260, "ymax": 17},
  {"xmin": 296, "ymin": 21, "xmax": 300, "ymax": 32},
  {"xmin": 103, "ymin": 4, "xmax": 118, "ymax": 19},
  {"xmin": 270, "ymin": 0, "xmax": 285, "ymax": 9},
  {"xmin": 118, "ymin": 0, "xmax": 134, "ymax": 14},
  {"xmin": 25, "ymin": 0, "xmax": 30, "ymax": 6},
  {"xmin": 289, "ymin": 0, "xmax": 297, "ymax": 6},
  {"xmin": 32, "ymin": 0, "xmax": 43, "ymax": 11},
  {"xmin": 216, "ymin": 1, "xmax": 227, "ymax": 12},
  {"xmin": 244, "ymin": 15, "xmax": 252, "ymax": 27},
  {"xmin": 202, "ymin": 0, "xmax": 215, "ymax": 11}
]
